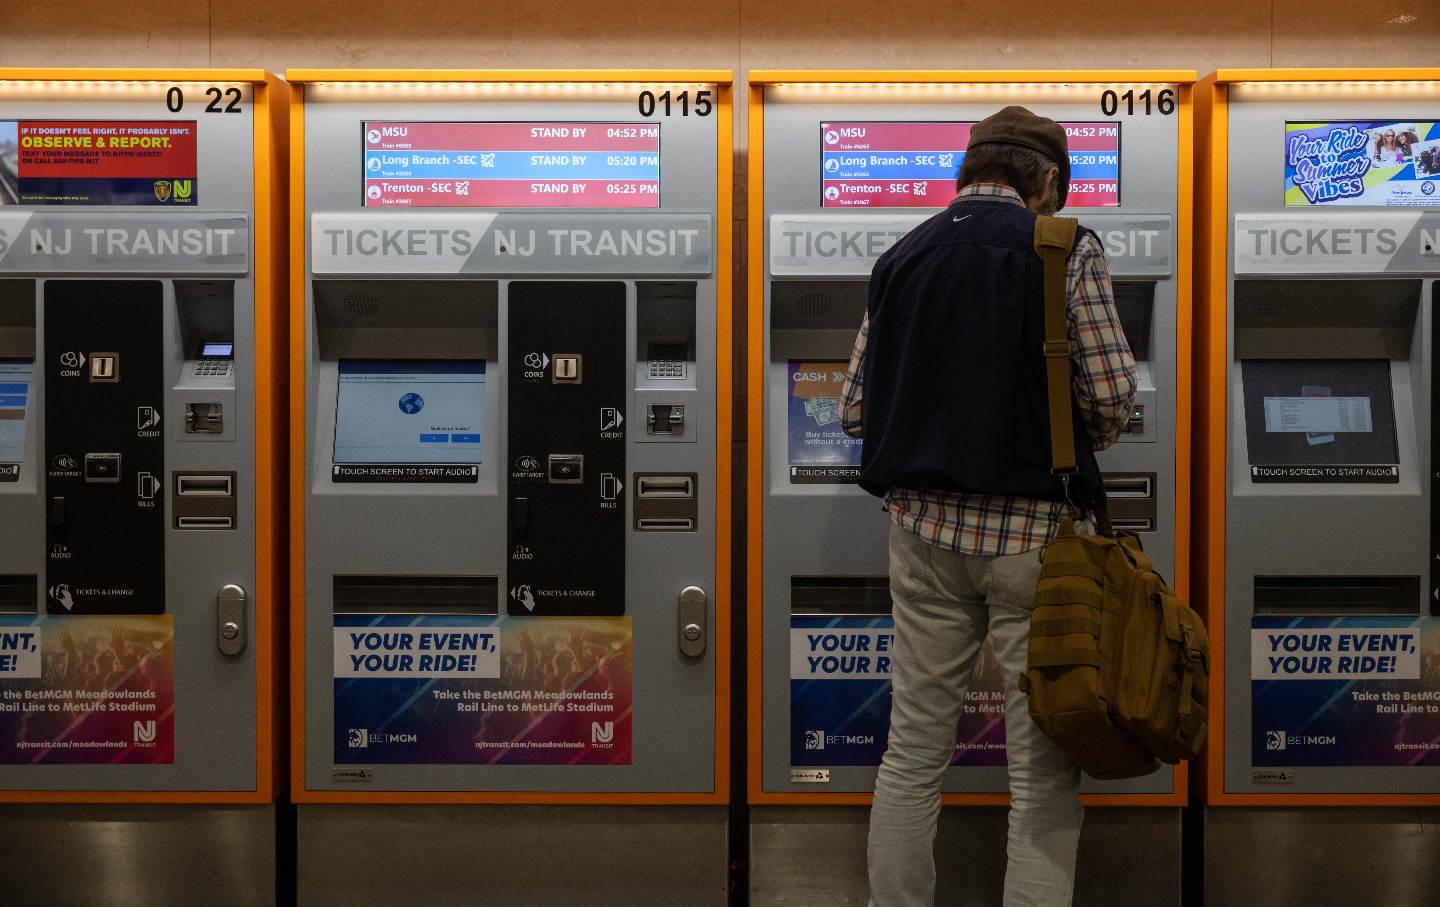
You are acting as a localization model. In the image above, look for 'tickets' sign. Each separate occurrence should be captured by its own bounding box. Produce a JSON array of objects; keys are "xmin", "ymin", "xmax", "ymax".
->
[{"xmin": 0, "ymin": 121, "xmax": 199, "ymax": 206}]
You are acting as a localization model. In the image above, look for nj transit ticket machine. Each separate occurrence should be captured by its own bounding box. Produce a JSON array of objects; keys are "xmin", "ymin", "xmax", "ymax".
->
[
  {"xmin": 1196, "ymin": 69, "xmax": 1440, "ymax": 899},
  {"xmin": 290, "ymin": 70, "xmax": 732, "ymax": 895},
  {"xmin": 746, "ymin": 70, "xmax": 1193, "ymax": 899},
  {"xmin": 0, "ymin": 70, "xmax": 287, "ymax": 895}
]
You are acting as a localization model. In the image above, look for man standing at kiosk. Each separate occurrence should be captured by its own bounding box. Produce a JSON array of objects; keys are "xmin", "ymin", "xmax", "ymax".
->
[{"xmin": 842, "ymin": 107, "xmax": 1137, "ymax": 905}]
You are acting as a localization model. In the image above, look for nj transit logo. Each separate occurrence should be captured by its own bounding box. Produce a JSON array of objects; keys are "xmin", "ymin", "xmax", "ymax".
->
[{"xmin": 1287, "ymin": 126, "xmax": 1372, "ymax": 204}]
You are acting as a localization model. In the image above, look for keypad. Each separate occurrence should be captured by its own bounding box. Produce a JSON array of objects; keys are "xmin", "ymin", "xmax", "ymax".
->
[
  {"xmin": 648, "ymin": 360, "xmax": 686, "ymax": 380},
  {"xmin": 194, "ymin": 358, "xmax": 232, "ymax": 377}
]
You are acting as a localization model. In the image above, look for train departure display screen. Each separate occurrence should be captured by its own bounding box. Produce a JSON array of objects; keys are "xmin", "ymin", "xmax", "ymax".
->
[
  {"xmin": 1285, "ymin": 120, "xmax": 1440, "ymax": 207},
  {"xmin": 363, "ymin": 122, "xmax": 660, "ymax": 208},
  {"xmin": 820, "ymin": 121, "xmax": 1120, "ymax": 208}
]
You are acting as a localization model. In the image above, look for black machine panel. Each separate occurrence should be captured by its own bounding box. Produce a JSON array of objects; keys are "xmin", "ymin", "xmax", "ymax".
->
[
  {"xmin": 44, "ymin": 280, "xmax": 165, "ymax": 615},
  {"xmin": 506, "ymin": 281, "xmax": 626, "ymax": 617}
]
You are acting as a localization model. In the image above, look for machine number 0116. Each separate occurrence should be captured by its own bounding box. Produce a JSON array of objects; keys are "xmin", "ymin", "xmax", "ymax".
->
[{"xmin": 1099, "ymin": 88, "xmax": 1176, "ymax": 116}]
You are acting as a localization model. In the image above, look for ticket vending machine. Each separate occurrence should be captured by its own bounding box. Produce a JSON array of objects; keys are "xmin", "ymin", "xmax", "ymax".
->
[
  {"xmin": 290, "ymin": 70, "xmax": 732, "ymax": 900},
  {"xmin": 747, "ymin": 70, "xmax": 1194, "ymax": 900},
  {"xmin": 1196, "ymin": 69, "xmax": 1440, "ymax": 902},
  {"xmin": 0, "ymin": 69, "xmax": 287, "ymax": 900}
]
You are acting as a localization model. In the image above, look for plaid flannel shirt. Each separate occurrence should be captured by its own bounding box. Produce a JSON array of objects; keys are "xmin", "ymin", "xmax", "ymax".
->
[{"xmin": 840, "ymin": 182, "xmax": 1137, "ymax": 556}]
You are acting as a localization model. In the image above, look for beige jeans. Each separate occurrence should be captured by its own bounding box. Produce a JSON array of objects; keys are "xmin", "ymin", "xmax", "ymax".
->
[{"xmin": 867, "ymin": 523, "xmax": 1083, "ymax": 907}]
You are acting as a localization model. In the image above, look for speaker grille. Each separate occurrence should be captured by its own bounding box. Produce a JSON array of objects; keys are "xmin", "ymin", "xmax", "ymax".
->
[
  {"xmin": 1252, "ymin": 292, "xmax": 1289, "ymax": 318},
  {"xmin": 796, "ymin": 293, "xmax": 832, "ymax": 318},
  {"xmin": 343, "ymin": 293, "xmax": 380, "ymax": 317}
]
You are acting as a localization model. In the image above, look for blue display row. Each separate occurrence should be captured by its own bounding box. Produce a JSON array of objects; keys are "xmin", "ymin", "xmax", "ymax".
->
[
  {"xmin": 821, "ymin": 150, "xmax": 1119, "ymax": 181},
  {"xmin": 365, "ymin": 150, "xmax": 660, "ymax": 182}
]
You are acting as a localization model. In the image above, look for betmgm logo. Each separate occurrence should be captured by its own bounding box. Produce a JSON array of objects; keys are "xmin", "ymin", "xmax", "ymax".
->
[
  {"xmin": 133, "ymin": 720, "xmax": 157, "ymax": 745},
  {"xmin": 348, "ymin": 728, "xmax": 369, "ymax": 749},
  {"xmin": 591, "ymin": 721, "xmax": 615, "ymax": 746},
  {"xmin": 1267, "ymin": 730, "xmax": 1337, "ymax": 752},
  {"xmin": 806, "ymin": 729, "xmax": 875, "ymax": 751}
]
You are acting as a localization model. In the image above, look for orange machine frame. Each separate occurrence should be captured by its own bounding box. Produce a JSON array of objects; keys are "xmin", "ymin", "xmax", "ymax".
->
[
  {"xmin": 286, "ymin": 69, "xmax": 733, "ymax": 805},
  {"xmin": 0, "ymin": 68, "xmax": 288, "ymax": 805},
  {"xmin": 747, "ymin": 70, "xmax": 1195, "ymax": 807},
  {"xmin": 1196, "ymin": 68, "xmax": 1440, "ymax": 807}
]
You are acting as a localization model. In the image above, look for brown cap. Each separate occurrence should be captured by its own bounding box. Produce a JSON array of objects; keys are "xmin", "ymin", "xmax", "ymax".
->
[{"xmin": 966, "ymin": 105, "xmax": 1071, "ymax": 209}]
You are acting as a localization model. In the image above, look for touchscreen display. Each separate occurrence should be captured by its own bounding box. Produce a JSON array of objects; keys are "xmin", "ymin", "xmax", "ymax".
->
[
  {"xmin": 1285, "ymin": 120, "xmax": 1440, "ymax": 207},
  {"xmin": 362, "ymin": 121, "xmax": 660, "ymax": 208},
  {"xmin": 334, "ymin": 361, "xmax": 485, "ymax": 464},
  {"xmin": 820, "ymin": 121, "xmax": 1120, "ymax": 208},
  {"xmin": 1242, "ymin": 359, "xmax": 1398, "ymax": 467},
  {"xmin": 0, "ymin": 360, "xmax": 31, "ymax": 464}
]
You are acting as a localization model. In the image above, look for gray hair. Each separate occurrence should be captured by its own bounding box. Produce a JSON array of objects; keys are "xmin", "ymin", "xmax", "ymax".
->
[{"xmin": 955, "ymin": 143, "xmax": 1058, "ymax": 201}]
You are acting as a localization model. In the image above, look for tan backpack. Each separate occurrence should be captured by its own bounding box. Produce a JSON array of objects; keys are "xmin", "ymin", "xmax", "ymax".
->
[{"xmin": 1017, "ymin": 216, "xmax": 1210, "ymax": 780}]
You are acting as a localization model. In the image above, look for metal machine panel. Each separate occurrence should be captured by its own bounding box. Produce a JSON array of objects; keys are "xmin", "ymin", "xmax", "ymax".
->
[
  {"xmin": 0, "ymin": 71, "xmax": 281, "ymax": 799},
  {"xmin": 1215, "ymin": 74, "xmax": 1440, "ymax": 798},
  {"xmin": 750, "ymin": 74, "xmax": 1192, "ymax": 802},
  {"xmin": 293, "ymin": 73, "xmax": 729, "ymax": 798}
]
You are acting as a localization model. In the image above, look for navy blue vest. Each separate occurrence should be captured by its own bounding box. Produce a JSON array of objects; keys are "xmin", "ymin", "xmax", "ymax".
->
[{"xmin": 858, "ymin": 196, "xmax": 1104, "ymax": 509}]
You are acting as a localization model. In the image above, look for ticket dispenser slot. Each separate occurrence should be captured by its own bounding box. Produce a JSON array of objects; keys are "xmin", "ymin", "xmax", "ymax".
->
[
  {"xmin": 43, "ymin": 280, "xmax": 165, "ymax": 615},
  {"xmin": 791, "ymin": 577, "xmax": 892, "ymax": 616},
  {"xmin": 506, "ymin": 281, "xmax": 625, "ymax": 616},
  {"xmin": 334, "ymin": 575, "xmax": 500, "ymax": 616},
  {"xmin": 0, "ymin": 576, "xmax": 38, "ymax": 615},
  {"xmin": 1253, "ymin": 576, "xmax": 1420, "ymax": 616}
]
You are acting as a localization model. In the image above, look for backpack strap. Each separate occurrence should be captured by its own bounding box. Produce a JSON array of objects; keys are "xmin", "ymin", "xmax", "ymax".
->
[
  {"xmin": 1033, "ymin": 215, "xmax": 1079, "ymax": 479},
  {"xmin": 1034, "ymin": 215, "xmax": 1113, "ymax": 536}
]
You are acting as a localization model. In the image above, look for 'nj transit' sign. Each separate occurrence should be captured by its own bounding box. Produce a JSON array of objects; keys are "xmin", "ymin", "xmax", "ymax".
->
[
  {"xmin": 1235, "ymin": 212, "xmax": 1440, "ymax": 274},
  {"xmin": 312, "ymin": 212, "xmax": 712, "ymax": 276},
  {"xmin": 0, "ymin": 211, "xmax": 248, "ymax": 274},
  {"xmin": 769, "ymin": 212, "xmax": 1173, "ymax": 279}
]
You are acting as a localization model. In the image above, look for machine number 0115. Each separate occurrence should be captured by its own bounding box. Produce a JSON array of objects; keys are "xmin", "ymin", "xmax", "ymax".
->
[
  {"xmin": 1099, "ymin": 88, "xmax": 1176, "ymax": 116},
  {"xmin": 637, "ymin": 89, "xmax": 714, "ymax": 117}
]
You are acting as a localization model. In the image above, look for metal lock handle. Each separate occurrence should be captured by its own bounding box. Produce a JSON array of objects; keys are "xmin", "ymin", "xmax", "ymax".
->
[
  {"xmin": 678, "ymin": 585, "xmax": 707, "ymax": 657},
  {"xmin": 217, "ymin": 584, "xmax": 247, "ymax": 657}
]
